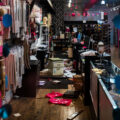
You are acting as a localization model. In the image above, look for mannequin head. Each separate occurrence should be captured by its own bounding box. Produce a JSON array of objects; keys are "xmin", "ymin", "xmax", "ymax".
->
[{"xmin": 43, "ymin": 17, "xmax": 48, "ymax": 25}]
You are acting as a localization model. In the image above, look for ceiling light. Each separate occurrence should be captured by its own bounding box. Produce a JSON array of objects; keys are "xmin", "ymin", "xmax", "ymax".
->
[
  {"xmin": 68, "ymin": 2, "xmax": 71, "ymax": 8},
  {"xmin": 101, "ymin": 0, "xmax": 105, "ymax": 5},
  {"xmin": 69, "ymin": 0, "xmax": 72, "ymax": 3}
]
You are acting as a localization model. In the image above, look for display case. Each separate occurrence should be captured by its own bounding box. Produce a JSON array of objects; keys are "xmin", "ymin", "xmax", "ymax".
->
[{"xmin": 90, "ymin": 61, "xmax": 120, "ymax": 120}]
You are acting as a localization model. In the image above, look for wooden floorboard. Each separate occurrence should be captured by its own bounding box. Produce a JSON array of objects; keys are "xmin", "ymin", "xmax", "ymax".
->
[{"xmin": 7, "ymin": 87, "xmax": 92, "ymax": 120}]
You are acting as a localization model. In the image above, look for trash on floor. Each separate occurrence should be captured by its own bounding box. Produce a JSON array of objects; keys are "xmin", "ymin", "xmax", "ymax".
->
[
  {"xmin": 38, "ymin": 81, "xmax": 46, "ymax": 86},
  {"xmin": 40, "ymin": 69, "xmax": 51, "ymax": 76},
  {"xmin": 13, "ymin": 95, "xmax": 20, "ymax": 99},
  {"xmin": 13, "ymin": 113, "xmax": 21, "ymax": 117},
  {"xmin": 64, "ymin": 70, "xmax": 76, "ymax": 78},
  {"xmin": 52, "ymin": 80, "xmax": 61, "ymax": 84},
  {"xmin": 67, "ymin": 110, "xmax": 84, "ymax": 120},
  {"xmin": 49, "ymin": 98, "xmax": 72, "ymax": 106},
  {"xmin": 46, "ymin": 91, "xmax": 63, "ymax": 98}
]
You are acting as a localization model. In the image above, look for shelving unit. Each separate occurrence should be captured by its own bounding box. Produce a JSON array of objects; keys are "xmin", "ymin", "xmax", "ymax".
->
[
  {"xmin": 92, "ymin": 24, "xmax": 111, "ymax": 53},
  {"xmin": 52, "ymin": 38, "xmax": 70, "ymax": 51}
]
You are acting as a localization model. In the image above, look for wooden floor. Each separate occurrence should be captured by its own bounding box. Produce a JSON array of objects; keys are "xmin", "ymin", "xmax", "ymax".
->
[
  {"xmin": 6, "ymin": 85, "xmax": 92, "ymax": 120},
  {"xmin": 111, "ymin": 46, "xmax": 120, "ymax": 67}
]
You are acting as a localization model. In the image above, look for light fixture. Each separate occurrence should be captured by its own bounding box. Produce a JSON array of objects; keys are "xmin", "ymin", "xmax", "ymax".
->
[
  {"xmin": 68, "ymin": 2, "xmax": 71, "ymax": 8},
  {"xmin": 101, "ymin": 0, "xmax": 105, "ymax": 5},
  {"xmin": 68, "ymin": 0, "xmax": 72, "ymax": 8}
]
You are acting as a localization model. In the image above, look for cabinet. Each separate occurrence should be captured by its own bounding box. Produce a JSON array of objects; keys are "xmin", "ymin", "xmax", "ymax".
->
[{"xmin": 15, "ymin": 60, "xmax": 40, "ymax": 97}]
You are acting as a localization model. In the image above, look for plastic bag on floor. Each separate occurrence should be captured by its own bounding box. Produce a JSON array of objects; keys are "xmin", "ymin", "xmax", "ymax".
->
[
  {"xmin": 46, "ymin": 92, "xmax": 63, "ymax": 98},
  {"xmin": 49, "ymin": 98, "xmax": 72, "ymax": 106}
]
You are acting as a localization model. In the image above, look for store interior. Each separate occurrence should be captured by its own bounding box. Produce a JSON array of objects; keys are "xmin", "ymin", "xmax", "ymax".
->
[{"xmin": 0, "ymin": 0, "xmax": 120, "ymax": 120}]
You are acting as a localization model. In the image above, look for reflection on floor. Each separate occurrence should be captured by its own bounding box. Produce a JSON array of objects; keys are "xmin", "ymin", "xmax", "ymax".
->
[
  {"xmin": 111, "ymin": 46, "xmax": 120, "ymax": 67},
  {"xmin": 7, "ymin": 85, "xmax": 92, "ymax": 120}
]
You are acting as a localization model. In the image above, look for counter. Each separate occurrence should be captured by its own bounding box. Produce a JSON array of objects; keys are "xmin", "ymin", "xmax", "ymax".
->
[{"xmin": 90, "ymin": 61, "xmax": 120, "ymax": 120}]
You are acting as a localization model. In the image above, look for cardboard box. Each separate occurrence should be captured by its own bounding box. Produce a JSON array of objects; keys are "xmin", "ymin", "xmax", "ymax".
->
[
  {"xmin": 51, "ymin": 67, "xmax": 64, "ymax": 76},
  {"xmin": 48, "ymin": 58, "xmax": 64, "ymax": 76},
  {"xmin": 48, "ymin": 58, "xmax": 64, "ymax": 68}
]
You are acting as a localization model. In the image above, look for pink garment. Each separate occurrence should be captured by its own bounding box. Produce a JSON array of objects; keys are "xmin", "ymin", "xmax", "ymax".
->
[
  {"xmin": 46, "ymin": 92, "xmax": 63, "ymax": 98},
  {"xmin": 49, "ymin": 98, "xmax": 72, "ymax": 106}
]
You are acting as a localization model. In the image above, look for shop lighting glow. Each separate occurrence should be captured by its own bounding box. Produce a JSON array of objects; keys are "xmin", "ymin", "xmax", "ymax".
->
[
  {"xmin": 101, "ymin": 0, "xmax": 105, "ymax": 5},
  {"xmin": 68, "ymin": 2, "xmax": 71, "ymax": 8}
]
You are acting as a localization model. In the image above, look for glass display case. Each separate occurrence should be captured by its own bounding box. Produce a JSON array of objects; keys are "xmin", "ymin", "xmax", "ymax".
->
[{"xmin": 90, "ymin": 61, "xmax": 120, "ymax": 120}]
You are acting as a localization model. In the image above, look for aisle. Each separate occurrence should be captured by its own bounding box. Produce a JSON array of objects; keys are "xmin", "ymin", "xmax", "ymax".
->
[{"xmin": 6, "ymin": 85, "xmax": 92, "ymax": 120}]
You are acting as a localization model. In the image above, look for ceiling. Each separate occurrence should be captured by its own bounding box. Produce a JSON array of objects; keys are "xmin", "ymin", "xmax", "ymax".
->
[
  {"xmin": 64, "ymin": 0, "xmax": 90, "ymax": 13},
  {"xmin": 64, "ymin": 0, "xmax": 120, "ymax": 13}
]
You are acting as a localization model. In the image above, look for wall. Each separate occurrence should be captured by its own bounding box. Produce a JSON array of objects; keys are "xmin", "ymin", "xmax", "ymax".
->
[{"xmin": 51, "ymin": 0, "xmax": 64, "ymax": 34}]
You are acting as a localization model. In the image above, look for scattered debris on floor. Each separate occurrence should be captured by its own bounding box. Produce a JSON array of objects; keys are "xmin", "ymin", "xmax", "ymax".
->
[
  {"xmin": 13, "ymin": 113, "xmax": 21, "ymax": 117},
  {"xmin": 52, "ymin": 80, "xmax": 61, "ymax": 84},
  {"xmin": 67, "ymin": 110, "xmax": 84, "ymax": 120},
  {"xmin": 49, "ymin": 98, "xmax": 72, "ymax": 106},
  {"xmin": 38, "ymin": 81, "xmax": 46, "ymax": 86},
  {"xmin": 63, "ymin": 90, "xmax": 80, "ymax": 99},
  {"xmin": 46, "ymin": 91, "xmax": 63, "ymax": 98},
  {"xmin": 13, "ymin": 95, "xmax": 20, "ymax": 99}
]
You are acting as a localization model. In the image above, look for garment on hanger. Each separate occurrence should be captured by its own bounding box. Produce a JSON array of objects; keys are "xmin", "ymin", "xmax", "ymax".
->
[{"xmin": 4, "ymin": 46, "xmax": 25, "ymax": 92}]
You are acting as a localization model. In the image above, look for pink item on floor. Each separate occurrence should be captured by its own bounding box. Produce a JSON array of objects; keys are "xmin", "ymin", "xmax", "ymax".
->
[
  {"xmin": 46, "ymin": 91, "xmax": 63, "ymax": 98},
  {"xmin": 49, "ymin": 98, "xmax": 72, "ymax": 106}
]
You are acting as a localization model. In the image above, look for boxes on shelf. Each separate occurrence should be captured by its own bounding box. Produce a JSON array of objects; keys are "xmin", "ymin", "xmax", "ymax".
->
[{"xmin": 48, "ymin": 58, "xmax": 64, "ymax": 76}]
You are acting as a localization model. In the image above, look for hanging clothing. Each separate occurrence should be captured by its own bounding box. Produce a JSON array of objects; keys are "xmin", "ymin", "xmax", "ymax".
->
[{"xmin": 4, "ymin": 46, "xmax": 25, "ymax": 92}]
